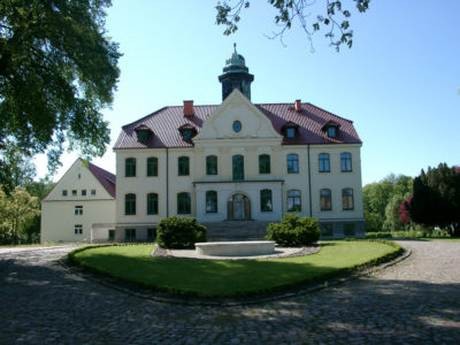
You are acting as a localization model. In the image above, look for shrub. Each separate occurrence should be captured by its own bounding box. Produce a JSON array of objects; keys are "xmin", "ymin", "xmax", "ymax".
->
[
  {"xmin": 156, "ymin": 217, "xmax": 207, "ymax": 249},
  {"xmin": 266, "ymin": 214, "xmax": 320, "ymax": 247}
]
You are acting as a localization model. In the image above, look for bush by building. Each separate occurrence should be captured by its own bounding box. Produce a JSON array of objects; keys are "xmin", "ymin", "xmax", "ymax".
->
[
  {"xmin": 266, "ymin": 214, "xmax": 320, "ymax": 247},
  {"xmin": 156, "ymin": 216, "xmax": 207, "ymax": 249}
]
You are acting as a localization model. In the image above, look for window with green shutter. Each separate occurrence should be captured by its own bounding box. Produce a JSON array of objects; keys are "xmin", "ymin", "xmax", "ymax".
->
[
  {"xmin": 125, "ymin": 193, "xmax": 136, "ymax": 215},
  {"xmin": 206, "ymin": 155, "xmax": 218, "ymax": 175},
  {"xmin": 125, "ymin": 158, "xmax": 136, "ymax": 177},
  {"xmin": 178, "ymin": 156, "xmax": 190, "ymax": 176},
  {"xmin": 147, "ymin": 193, "xmax": 158, "ymax": 215},
  {"xmin": 177, "ymin": 192, "xmax": 191, "ymax": 214},
  {"xmin": 260, "ymin": 189, "xmax": 273, "ymax": 212},
  {"xmin": 205, "ymin": 191, "xmax": 218, "ymax": 213},
  {"xmin": 147, "ymin": 157, "xmax": 158, "ymax": 177},
  {"xmin": 259, "ymin": 154, "xmax": 271, "ymax": 174},
  {"xmin": 232, "ymin": 155, "xmax": 244, "ymax": 181}
]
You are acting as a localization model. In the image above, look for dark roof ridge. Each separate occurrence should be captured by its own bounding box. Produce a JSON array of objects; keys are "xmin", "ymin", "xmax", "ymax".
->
[
  {"xmin": 121, "ymin": 106, "xmax": 169, "ymax": 129},
  {"xmin": 306, "ymin": 102, "xmax": 353, "ymax": 124},
  {"xmin": 87, "ymin": 161, "xmax": 116, "ymax": 198}
]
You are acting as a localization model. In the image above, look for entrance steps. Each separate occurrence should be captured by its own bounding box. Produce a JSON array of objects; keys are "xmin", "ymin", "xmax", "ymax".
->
[{"xmin": 204, "ymin": 221, "xmax": 270, "ymax": 241}]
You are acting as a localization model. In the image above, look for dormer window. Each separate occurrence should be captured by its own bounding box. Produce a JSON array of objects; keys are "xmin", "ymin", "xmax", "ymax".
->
[
  {"xmin": 134, "ymin": 125, "xmax": 153, "ymax": 143},
  {"xmin": 286, "ymin": 127, "xmax": 296, "ymax": 139},
  {"xmin": 178, "ymin": 124, "xmax": 197, "ymax": 143},
  {"xmin": 282, "ymin": 122, "xmax": 298, "ymax": 140},
  {"xmin": 327, "ymin": 126, "xmax": 337, "ymax": 138},
  {"xmin": 322, "ymin": 121, "xmax": 341, "ymax": 139}
]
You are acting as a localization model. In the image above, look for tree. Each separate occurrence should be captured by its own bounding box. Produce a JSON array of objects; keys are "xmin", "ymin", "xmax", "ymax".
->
[
  {"xmin": 363, "ymin": 174, "xmax": 413, "ymax": 231},
  {"xmin": 408, "ymin": 163, "xmax": 460, "ymax": 236},
  {"xmin": 216, "ymin": 0, "xmax": 371, "ymax": 51},
  {"xmin": 0, "ymin": 142, "xmax": 36, "ymax": 194},
  {"xmin": 0, "ymin": 187, "xmax": 40, "ymax": 244},
  {"xmin": 0, "ymin": 0, "xmax": 120, "ymax": 172}
]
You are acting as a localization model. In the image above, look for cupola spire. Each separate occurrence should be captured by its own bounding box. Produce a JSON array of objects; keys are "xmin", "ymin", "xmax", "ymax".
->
[{"xmin": 218, "ymin": 44, "xmax": 254, "ymax": 101}]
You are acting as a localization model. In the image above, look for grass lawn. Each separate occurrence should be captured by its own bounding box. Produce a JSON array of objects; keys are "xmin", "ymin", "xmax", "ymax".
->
[{"xmin": 71, "ymin": 241, "xmax": 401, "ymax": 298}]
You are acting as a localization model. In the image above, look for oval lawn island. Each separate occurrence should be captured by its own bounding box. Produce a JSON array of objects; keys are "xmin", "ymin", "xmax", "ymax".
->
[{"xmin": 69, "ymin": 241, "xmax": 403, "ymax": 298}]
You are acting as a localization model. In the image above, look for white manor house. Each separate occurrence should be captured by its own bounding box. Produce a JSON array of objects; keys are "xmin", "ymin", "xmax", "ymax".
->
[{"xmin": 41, "ymin": 47, "xmax": 364, "ymax": 243}]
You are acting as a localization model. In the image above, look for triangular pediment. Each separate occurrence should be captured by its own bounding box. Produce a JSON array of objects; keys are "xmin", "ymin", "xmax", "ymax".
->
[
  {"xmin": 194, "ymin": 89, "xmax": 282, "ymax": 141},
  {"xmin": 44, "ymin": 159, "xmax": 114, "ymax": 201}
]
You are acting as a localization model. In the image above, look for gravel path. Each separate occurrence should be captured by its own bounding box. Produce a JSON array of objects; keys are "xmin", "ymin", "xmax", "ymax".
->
[{"xmin": 1, "ymin": 241, "xmax": 459, "ymax": 344}]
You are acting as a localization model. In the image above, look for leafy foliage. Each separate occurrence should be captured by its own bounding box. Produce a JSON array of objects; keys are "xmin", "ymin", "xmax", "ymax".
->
[
  {"xmin": 156, "ymin": 217, "xmax": 207, "ymax": 249},
  {"xmin": 408, "ymin": 163, "xmax": 460, "ymax": 236},
  {"xmin": 266, "ymin": 214, "xmax": 320, "ymax": 246},
  {"xmin": 0, "ymin": 0, "xmax": 120, "ymax": 172},
  {"xmin": 0, "ymin": 187, "xmax": 40, "ymax": 244},
  {"xmin": 363, "ymin": 174, "xmax": 413, "ymax": 232},
  {"xmin": 0, "ymin": 142, "xmax": 36, "ymax": 194},
  {"xmin": 215, "ymin": 0, "xmax": 371, "ymax": 51}
]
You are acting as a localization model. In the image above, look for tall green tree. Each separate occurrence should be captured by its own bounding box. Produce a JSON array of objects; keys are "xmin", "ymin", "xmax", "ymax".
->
[
  {"xmin": 0, "ymin": 0, "xmax": 120, "ymax": 172},
  {"xmin": 216, "ymin": 0, "xmax": 371, "ymax": 51},
  {"xmin": 409, "ymin": 163, "xmax": 460, "ymax": 236},
  {"xmin": 363, "ymin": 174, "xmax": 413, "ymax": 231}
]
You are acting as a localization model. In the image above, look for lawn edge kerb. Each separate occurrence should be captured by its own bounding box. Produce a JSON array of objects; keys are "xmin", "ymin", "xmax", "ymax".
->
[{"xmin": 67, "ymin": 240, "xmax": 404, "ymax": 299}]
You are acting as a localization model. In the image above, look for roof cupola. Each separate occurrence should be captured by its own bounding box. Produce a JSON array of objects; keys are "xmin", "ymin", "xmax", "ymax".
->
[{"xmin": 218, "ymin": 43, "xmax": 254, "ymax": 101}]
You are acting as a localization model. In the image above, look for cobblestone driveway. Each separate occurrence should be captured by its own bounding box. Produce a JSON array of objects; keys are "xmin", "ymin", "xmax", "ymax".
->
[{"xmin": 1, "ymin": 241, "xmax": 459, "ymax": 345}]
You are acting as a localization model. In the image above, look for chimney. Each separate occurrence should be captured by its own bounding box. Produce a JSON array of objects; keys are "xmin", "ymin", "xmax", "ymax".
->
[
  {"xmin": 183, "ymin": 100, "xmax": 194, "ymax": 117},
  {"xmin": 294, "ymin": 99, "xmax": 302, "ymax": 112}
]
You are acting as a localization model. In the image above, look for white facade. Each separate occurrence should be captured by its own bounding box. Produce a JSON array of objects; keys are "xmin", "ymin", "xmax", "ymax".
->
[
  {"xmin": 41, "ymin": 159, "xmax": 116, "ymax": 243},
  {"xmin": 114, "ymin": 91, "xmax": 364, "ymax": 239}
]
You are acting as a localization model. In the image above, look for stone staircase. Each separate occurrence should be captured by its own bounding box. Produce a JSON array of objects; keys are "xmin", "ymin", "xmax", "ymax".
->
[{"xmin": 204, "ymin": 221, "xmax": 270, "ymax": 241}]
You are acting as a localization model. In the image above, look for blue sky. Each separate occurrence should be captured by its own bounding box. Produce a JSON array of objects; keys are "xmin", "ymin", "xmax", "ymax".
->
[{"xmin": 34, "ymin": 0, "xmax": 460, "ymax": 185}]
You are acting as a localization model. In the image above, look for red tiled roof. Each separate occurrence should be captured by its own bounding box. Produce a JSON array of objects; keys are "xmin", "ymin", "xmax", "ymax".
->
[
  {"xmin": 114, "ymin": 102, "xmax": 362, "ymax": 149},
  {"xmin": 455, "ymin": 166, "xmax": 460, "ymax": 174},
  {"xmin": 88, "ymin": 162, "xmax": 116, "ymax": 198}
]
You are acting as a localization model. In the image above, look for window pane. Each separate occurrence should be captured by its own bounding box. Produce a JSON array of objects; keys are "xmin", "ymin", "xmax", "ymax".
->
[
  {"xmin": 177, "ymin": 192, "xmax": 191, "ymax": 214},
  {"xmin": 342, "ymin": 188, "xmax": 354, "ymax": 210},
  {"xmin": 206, "ymin": 156, "xmax": 218, "ymax": 175},
  {"xmin": 125, "ymin": 158, "xmax": 136, "ymax": 177},
  {"xmin": 340, "ymin": 152, "xmax": 352, "ymax": 172},
  {"xmin": 147, "ymin": 157, "xmax": 158, "ymax": 176},
  {"xmin": 287, "ymin": 190, "xmax": 301, "ymax": 212},
  {"xmin": 205, "ymin": 191, "xmax": 218, "ymax": 213},
  {"xmin": 287, "ymin": 154, "xmax": 299, "ymax": 174},
  {"xmin": 320, "ymin": 189, "xmax": 332, "ymax": 211},
  {"xmin": 259, "ymin": 154, "xmax": 271, "ymax": 174},
  {"xmin": 286, "ymin": 127, "xmax": 295, "ymax": 139},
  {"xmin": 319, "ymin": 153, "xmax": 330, "ymax": 172},
  {"xmin": 232, "ymin": 155, "xmax": 244, "ymax": 181},
  {"xmin": 260, "ymin": 189, "xmax": 273, "ymax": 212},
  {"xmin": 178, "ymin": 157, "xmax": 190, "ymax": 176},
  {"xmin": 147, "ymin": 193, "xmax": 158, "ymax": 215},
  {"xmin": 125, "ymin": 194, "xmax": 136, "ymax": 215}
]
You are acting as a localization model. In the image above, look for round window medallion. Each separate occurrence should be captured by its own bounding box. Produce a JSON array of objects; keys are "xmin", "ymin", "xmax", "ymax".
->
[{"xmin": 233, "ymin": 120, "xmax": 242, "ymax": 133}]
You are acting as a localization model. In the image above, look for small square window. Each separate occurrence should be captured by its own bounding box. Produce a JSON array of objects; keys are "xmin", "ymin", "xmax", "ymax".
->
[
  {"xmin": 74, "ymin": 206, "xmax": 83, "ymax": 215},
  {"xmin": 74, "ymin": 224, "xmax": 83, "ymax": 235},
  {"xmin": 91, "ymin": 189, "xmax": 96, "ymax": 196},
  {"xmin": 72, "ymin": 190, "xmax": 77, "ymax": 196},
  {"xmin": 81, "ymin": 189, "xmax": 87, "ymax": 196},
  {"xmin": 62, "ymin": 190, "xmax": 68, "ymax": 196}
]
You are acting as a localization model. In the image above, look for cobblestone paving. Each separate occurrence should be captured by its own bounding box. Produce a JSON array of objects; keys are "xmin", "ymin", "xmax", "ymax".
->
[{"xmin": 1, "ymin": 241, "xmax": 459, "ymax": 345}]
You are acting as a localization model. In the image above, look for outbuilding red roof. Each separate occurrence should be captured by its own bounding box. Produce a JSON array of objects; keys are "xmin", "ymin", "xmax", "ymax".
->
[
  {"xmin": 114, "ymin": 102, "xmax": 362, "ymax": 149},
  {"xmin": 88, "ymin": 162, "xmax": 116, "ymax": 198}
]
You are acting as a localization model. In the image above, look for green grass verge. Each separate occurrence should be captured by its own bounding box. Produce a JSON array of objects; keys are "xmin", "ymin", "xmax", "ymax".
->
[{"xmin": 69, "ymin": 240, "xmax": 402, "ymax": 298}]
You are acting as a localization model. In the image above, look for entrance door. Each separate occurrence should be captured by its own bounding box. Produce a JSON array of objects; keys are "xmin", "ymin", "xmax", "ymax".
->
[{"xmin": 228, "ymin": 193, "xmax": 250, "ymax": 220}]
